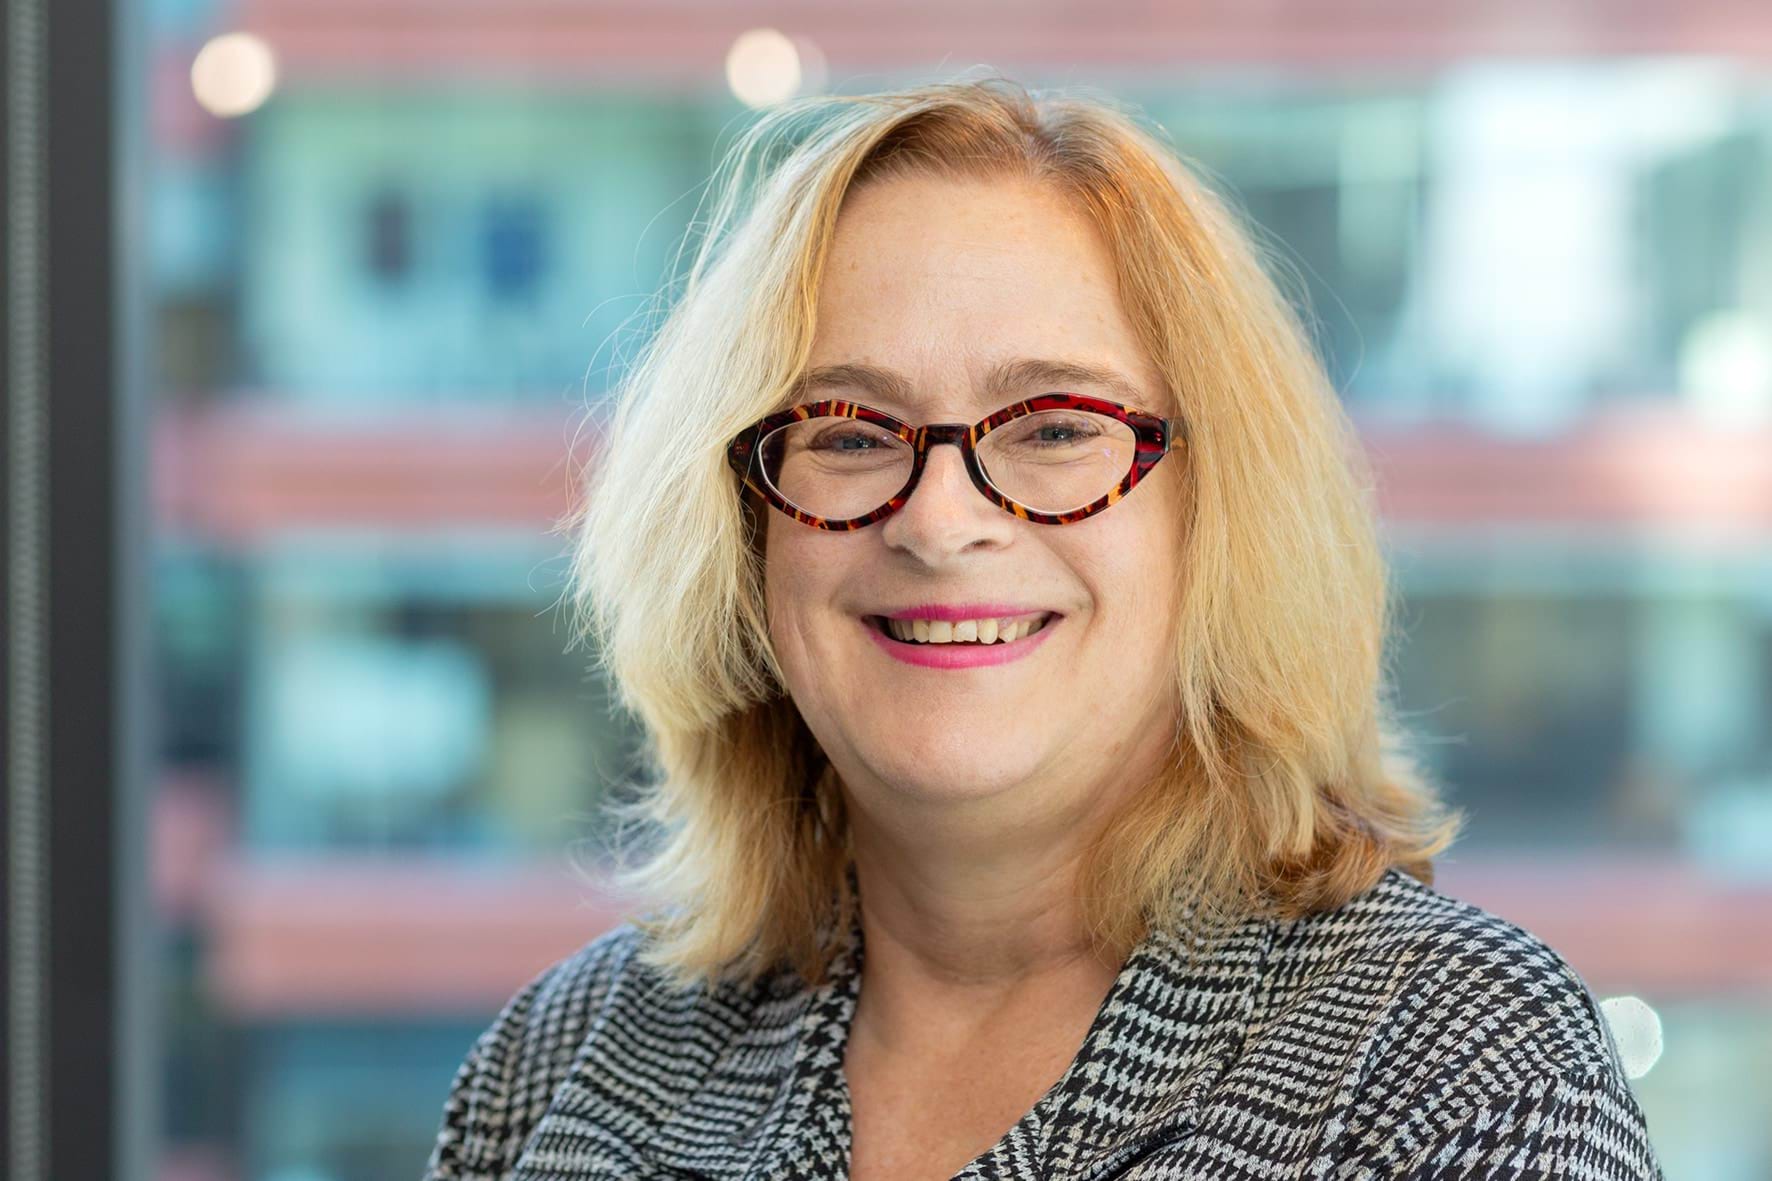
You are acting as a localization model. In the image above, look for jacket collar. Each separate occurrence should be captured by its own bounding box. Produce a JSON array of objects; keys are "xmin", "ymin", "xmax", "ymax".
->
[{"xmin": 633, "ymin": 873, "xmax": 1278, "ymax": 1180}]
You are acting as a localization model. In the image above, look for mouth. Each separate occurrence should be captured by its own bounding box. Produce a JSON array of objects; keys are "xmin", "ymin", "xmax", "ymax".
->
[{"xmin": 864, "ymin": 610, "xmax": 1058, "ymax": 647}]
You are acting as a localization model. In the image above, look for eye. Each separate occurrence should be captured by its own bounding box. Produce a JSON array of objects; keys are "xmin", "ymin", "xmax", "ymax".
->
[
  {"xmin": 1035, "ymin": 420, "xmax": 1094, "ymax": 444},
  {"xmin": 1009, "ymin": 415, "xmax": 1103, "ymax": 447},
  {"xmin": 808, "ymin": 423, "xmax": 895, "ymax": 451}
]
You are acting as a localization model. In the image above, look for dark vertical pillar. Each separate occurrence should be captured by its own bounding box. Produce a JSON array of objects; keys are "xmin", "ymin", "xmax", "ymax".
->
[{"xmin": 4, "ymin": 0, "xmax": 146, "ymax": 1177}]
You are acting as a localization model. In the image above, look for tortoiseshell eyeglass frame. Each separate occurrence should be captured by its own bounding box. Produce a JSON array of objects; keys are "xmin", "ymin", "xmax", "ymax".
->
[{"xmin": 725, "ymin": 392, "xmax": 1187, "ymax": 530}]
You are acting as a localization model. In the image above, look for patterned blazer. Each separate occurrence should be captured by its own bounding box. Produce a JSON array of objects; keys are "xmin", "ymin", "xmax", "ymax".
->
[{"xmin": 422, "ymin": 865, "xmax": 1665, "ymax": 1180}]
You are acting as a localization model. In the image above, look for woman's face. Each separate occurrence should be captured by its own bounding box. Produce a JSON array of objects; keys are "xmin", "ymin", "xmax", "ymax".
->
[{"xmin": 764, "ymin": 172, "xmax": 1186, "ymax": 832}]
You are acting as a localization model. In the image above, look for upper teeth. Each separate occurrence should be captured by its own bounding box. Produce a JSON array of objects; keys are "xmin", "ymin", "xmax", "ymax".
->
[{"xmin": 884, "ymin": 613, "xmax": 1052, "ymax": 644}]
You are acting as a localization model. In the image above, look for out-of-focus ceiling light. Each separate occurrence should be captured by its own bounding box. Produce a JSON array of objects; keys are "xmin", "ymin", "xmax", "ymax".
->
[
  {"xmin": 191, "ymin": 32, "xmax": 277, "ymax": 118},
  {"xmin": 726, "ymin": 28, "xmax": 803, "ymax": 109}
]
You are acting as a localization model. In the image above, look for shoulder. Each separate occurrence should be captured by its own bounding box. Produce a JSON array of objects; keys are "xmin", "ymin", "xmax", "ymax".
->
[
  {"xmin": 422, "ymin": 921, "xmax": 663, "ymax": 1181},
  {"xmin": 1268, "ymin": 866, "xmax": 1627, "ymax": 1091},
  {"xmin": 478, "ymin": 919, "xmax": 663, "ymax": 1081},
  {"xmin": 1251, "ymin": 867, "xmax": 1663, "ymax": 1177},
  {"xmin": 424, "ymin": 918, "xmax": 817, "ymax": 1179}
]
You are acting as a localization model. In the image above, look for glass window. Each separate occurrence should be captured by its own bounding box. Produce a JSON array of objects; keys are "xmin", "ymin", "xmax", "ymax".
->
[{"xmin": 124, "ymin": 6, "xmax": 1772, "ymax": 1177}]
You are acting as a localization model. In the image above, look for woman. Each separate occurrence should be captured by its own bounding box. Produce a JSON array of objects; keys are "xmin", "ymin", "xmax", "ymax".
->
[{"xmin": 424, "ymin": 76, "xmax": 1664, "ymax": 1180}]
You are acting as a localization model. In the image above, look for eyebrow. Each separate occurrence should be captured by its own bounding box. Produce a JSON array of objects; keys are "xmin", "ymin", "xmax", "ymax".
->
[{"xmin": 783, "ymin": 357, "xmax": 1151, "ymax": 417}]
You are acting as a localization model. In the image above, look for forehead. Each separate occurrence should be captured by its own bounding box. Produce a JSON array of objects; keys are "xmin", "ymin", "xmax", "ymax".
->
[{"xmin": 803, "ymin": 173, "xmax": 1163, "ymax": 417}]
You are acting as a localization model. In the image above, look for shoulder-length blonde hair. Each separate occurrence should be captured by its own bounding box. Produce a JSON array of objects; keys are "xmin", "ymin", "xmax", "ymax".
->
[{"xmin": 562, "ymin": 73, "xmax": 1460, "ymax": 993}]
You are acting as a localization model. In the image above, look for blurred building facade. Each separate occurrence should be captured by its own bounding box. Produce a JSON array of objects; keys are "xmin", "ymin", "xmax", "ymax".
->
[{"xmin": 141, "ymin": 1, "xmax": 1772, "ymax": 1178}]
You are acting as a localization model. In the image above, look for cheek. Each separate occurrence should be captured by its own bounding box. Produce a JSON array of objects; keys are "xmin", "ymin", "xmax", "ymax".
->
[
  {"xmin": 762, "ymin": 534, "xmax": 805, "ymax": 640},
  {"xmin": 762, "ymin": 516, "xmax": 811, "ymax": 604},
  {"xmin": 762, "ymin": 527, "xmax": 848, "ymax": 641},
  {"xmin": 1127, "ymin": 469, "xmax": 1187, "ymax": 591},
  {"xmin": 1094, "ymin": 506, "xmax": 1167, "ymax": 585},
  {"xmin": 1079, "ymin": 512, "xmax": 1184, "ymax": 631}
]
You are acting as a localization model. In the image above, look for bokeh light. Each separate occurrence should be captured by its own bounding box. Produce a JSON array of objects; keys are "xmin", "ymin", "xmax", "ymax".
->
[
  {"xmin": 1601, "ymin": 995, "xmax": 1666, "ymax": 1079},
  {"xmin": 1681, "ymin": 308, "xmax": 1772, "ymax": 426},
  {"xmin": 190, "ymin": 31, "xmax": 277, "ymax": 118},
  {"xmin": 725, "ymin": 28, "xmax": 802, "ymax": 108}
]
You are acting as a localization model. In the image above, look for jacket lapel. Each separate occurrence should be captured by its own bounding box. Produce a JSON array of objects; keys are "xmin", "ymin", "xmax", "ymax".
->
[
  {"xmin": 1039, "ymin": 902, "xmax": 1279, "ymax": 1180},
  {"xmin": 516, "ymin": 876, "xmax": 1276, "ymax": 1181},
  {"xmin": 510, "ymin": 942, "xmax": 842, "ymax": 1180}
]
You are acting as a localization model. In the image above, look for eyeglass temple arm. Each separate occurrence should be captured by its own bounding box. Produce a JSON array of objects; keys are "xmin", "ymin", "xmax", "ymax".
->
[
  {"xmin": 727, "ymin": 429, "xmax": 757, "ymax": 473},
  {"xmin": 1155, "ymin": 416, "xmax": 1187, "ymax": 453}
]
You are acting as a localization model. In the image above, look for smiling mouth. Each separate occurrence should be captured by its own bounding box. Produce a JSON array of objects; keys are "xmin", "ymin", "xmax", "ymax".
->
[{"xmin": 865, "ymin": 612, "xmax": 1056, "ymax": 646}]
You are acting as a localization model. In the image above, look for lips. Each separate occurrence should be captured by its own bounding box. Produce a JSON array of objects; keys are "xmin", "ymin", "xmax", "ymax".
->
[
  {"xmin": 861, "ymin": 609, "xmax": 1059, "ymax": 668},
  {"xmin": 864, "ymin": 612, "xmax": 1055, "ymax": 644}
]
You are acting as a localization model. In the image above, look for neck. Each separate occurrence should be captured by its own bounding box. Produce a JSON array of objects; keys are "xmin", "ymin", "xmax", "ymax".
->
[
  {"xmin": 837, "ymin": 781, "xmax": 1142, "ymax": 1058},
  {"xmin": 848, "ymin": 828, "xmax": 1104, "ymax": 981}
]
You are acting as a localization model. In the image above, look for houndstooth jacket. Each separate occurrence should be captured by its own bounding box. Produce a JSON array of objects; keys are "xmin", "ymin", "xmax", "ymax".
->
[{"xmin": 422, "ymin": 864, "xmax": 1665, "ymax": 1180}]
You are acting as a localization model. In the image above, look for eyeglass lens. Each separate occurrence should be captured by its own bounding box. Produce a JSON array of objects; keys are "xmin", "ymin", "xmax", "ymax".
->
[{"xmin": 756, "ymin": 409, "xmax": 1139, "ymax": 519}]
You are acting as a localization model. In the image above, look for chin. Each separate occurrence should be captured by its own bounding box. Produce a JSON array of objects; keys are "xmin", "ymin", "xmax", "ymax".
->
[{"xmin": 869, "ymin": 741, "xmax": 1041, "ymax": 800}]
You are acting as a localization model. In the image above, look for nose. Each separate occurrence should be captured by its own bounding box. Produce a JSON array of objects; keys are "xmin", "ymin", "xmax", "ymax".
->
[{"xmin": 877, "ymin": 438, "xmax": 1013, "ymax": 560}]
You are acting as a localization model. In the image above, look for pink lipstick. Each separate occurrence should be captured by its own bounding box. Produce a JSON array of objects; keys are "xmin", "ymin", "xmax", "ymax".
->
[{"xmin": 861, "ymin": 611, "xmax": 1059, "ymax": 669}]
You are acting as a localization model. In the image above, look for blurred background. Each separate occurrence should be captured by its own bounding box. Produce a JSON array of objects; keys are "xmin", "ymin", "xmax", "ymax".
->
[{"xmin": 7, "ymin": 0, "xmax": 1772, "ymax": 1179}]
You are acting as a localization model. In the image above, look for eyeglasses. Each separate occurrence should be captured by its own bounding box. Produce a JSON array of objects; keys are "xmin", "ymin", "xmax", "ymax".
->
[{"xmin": 726, "ymin": 392, "xmax": 1185, "ymax": 530}]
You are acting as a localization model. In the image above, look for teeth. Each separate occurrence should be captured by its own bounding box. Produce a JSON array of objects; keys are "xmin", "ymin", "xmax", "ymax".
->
[{"xmin": 882, "ymin": 613, "xmax": 1051, "ymax": 645}]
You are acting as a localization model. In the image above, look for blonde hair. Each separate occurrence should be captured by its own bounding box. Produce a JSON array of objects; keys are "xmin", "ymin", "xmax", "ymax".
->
[{"xmin": 561, "ymin": 73, "xmax": 1461, "ymax": 993}]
